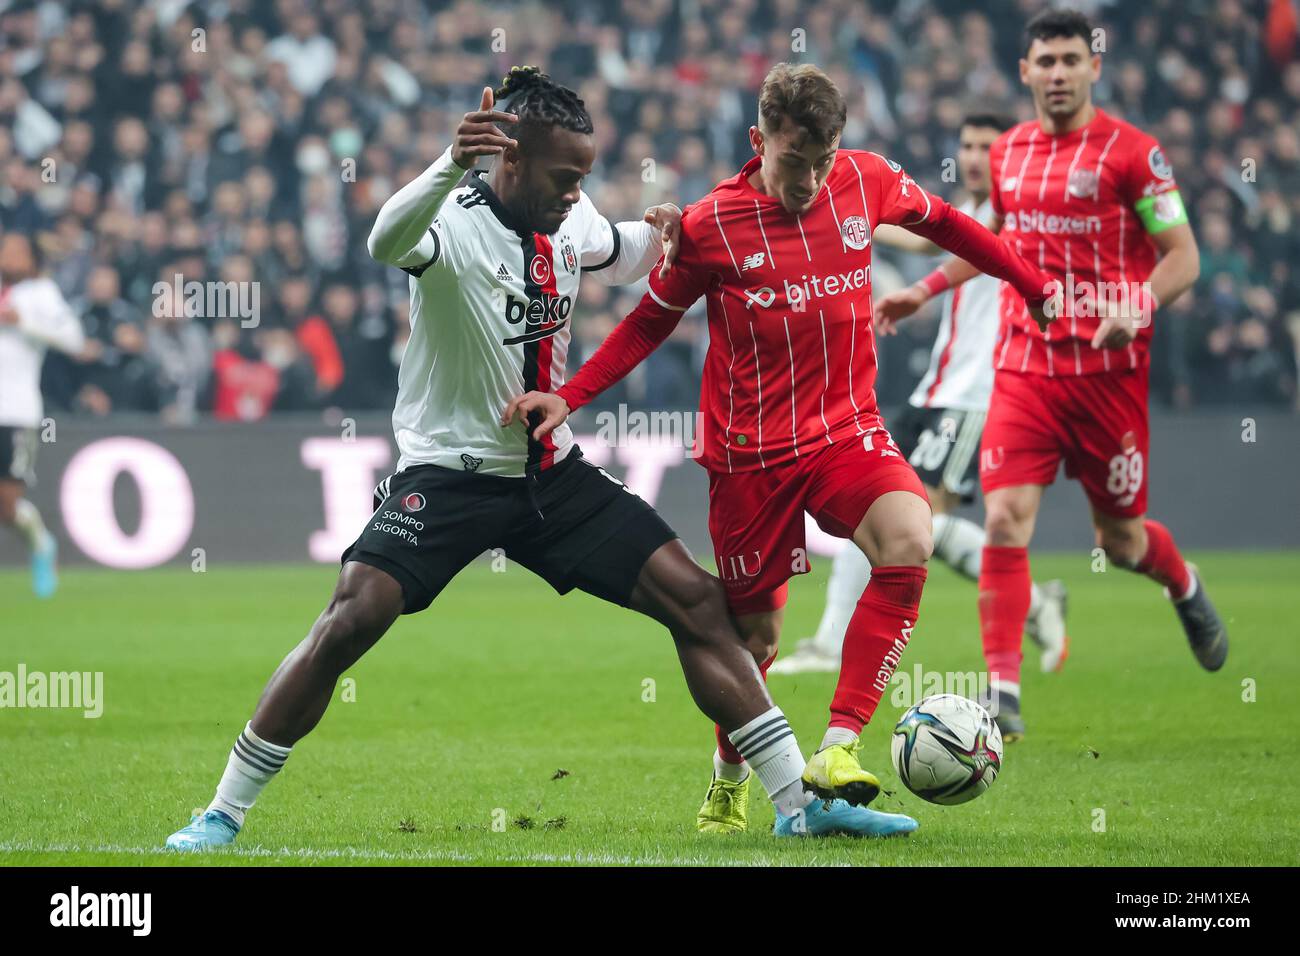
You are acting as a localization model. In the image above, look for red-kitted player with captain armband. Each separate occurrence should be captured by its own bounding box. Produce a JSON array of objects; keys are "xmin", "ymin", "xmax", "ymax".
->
[
  {"xmin": 876, "ymin": 8, "xmax": 1227, "ymax": 743},
  {"xmin": 504, "ymin": 62, "xmax": 1059, "ymax": 833}
]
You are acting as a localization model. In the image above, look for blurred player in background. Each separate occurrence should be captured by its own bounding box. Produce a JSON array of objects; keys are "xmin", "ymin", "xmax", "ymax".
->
[
  {"xmin": 876, "ymin": 8, "xmax": 1225, "ymax": 741},
  {"xmin": 0, "ymin": 232, "xmax": 84, "ymax": 599},
  {"xmin": 773, "ymin": 114, "xmax": 1068, "ymax": 677},
  {"xmin": 509, "ymin": 63, "xmax": 1058, "ymax": 832},
  {"xmin": 166, "ymin": 69, "xmax": 913, "ymax": 850}
]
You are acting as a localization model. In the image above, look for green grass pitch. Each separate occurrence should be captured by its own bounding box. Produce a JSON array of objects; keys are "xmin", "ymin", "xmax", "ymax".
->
[{"xmin": 1, "ymin": 551, "xmax": 1297, "ymax": 867}]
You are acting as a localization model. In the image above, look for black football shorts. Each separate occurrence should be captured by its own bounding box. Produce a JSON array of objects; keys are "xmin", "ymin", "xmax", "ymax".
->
[
  {"xmin": 889, "ymin": 404, "xmax": 986, "ymax": 503},
  {"xmin": 0, "ymin": 426, "xmax": 37, "ymax": 485},
  {"xmin": 341, "ymin": 446, "xmax": 678, "ymax": 613}
]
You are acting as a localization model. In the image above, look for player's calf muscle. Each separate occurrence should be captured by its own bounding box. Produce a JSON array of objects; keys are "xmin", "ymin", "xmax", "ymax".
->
[{"xmin": 1093, "ymin": 514, "xmax": 1146, "ymax": 566}]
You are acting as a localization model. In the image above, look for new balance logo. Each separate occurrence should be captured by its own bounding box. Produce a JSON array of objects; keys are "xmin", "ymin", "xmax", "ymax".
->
[
  {"xmin": 742, "ymin": 251, "xmax": 766, "ymax": 271},
  {"xmin": 495, "ymin": 263, "xmax": 514, "ymax": 282}
]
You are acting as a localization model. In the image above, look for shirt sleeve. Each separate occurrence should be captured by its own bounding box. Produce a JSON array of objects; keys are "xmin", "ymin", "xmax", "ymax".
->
[
  {"xmin": 643, "ymin": 213, "xmax": 711, "ymax": 312},
  {"xmin": 868, "ymin": 152, "xmax": 938, "ymax": 228},
  {"xmin": 1120, "ymin": 134, "xmax": 1188, "ymax": 235},
  {"xmin": 576, "ymin": 192, "xmax": 665, "ymax": 287},
  {"xmin": 555, "ymin": 292, "xmax": 685, "ymax": 412},
  {"xmin": 367, "ymin": 145, "xmax": 467, "ymax": 277},
  {"xmin": 17, "ymin": 280, "xmax": 84, "ymax": 355}
]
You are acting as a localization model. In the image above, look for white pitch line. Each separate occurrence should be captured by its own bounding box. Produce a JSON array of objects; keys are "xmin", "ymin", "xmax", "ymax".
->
[{"xmin": 0, "ymin": 840, "xmax": 840, "ymax": 868}]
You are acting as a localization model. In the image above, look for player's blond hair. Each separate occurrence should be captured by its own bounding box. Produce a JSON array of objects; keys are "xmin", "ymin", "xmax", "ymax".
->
[{"xmin": 757, "ymin": 63, "xmax": 847, "ymax": 144}]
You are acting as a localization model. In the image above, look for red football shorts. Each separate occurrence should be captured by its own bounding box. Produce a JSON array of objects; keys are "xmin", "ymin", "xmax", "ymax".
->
[
  {"xmin": 708, "ymin": 428, "xmax": 928, "ymax": 615},
  {"xmin": 980, "ymin": 366, "xmax": 1150, "ymax": 518}
]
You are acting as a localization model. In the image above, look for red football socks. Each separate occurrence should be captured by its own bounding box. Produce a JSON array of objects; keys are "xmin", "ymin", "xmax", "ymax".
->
[
  {"xmin": 828, "ymin": 565, "xmax": 928, "ymax": 732},
  {"xmin": 1134, "ymin": 519, "xmax": 1192, "ymax": 599},
  {"xmin": 979, "ymin": 546, "xmax": 1031, "ymax": 688}
]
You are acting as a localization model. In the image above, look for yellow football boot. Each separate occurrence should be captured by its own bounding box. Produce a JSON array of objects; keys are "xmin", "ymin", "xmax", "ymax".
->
[
  {"xmin": 801, "ymin": 739, "xmax": 881, "ymax": 806},
  {"xmin": 696, "ymin": 773, "xmax": 750, "ymax": 833}
]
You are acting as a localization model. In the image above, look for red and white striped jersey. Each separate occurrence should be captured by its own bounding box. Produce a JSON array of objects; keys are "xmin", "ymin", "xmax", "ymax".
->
[
  {"xmin": 990, "ymin": 108, "xmax": 1186, "ymax": 377},
  {"xmin": 558, "ymin": 150, "xmax": 1052, "ymax": 474},
  {"xmin": 908, "ymin": 198, "xmax": 1000, "ymax": 411},
  {"xmin": 641, "ymin": 149, "xmax": 937, "ymax": 473}
]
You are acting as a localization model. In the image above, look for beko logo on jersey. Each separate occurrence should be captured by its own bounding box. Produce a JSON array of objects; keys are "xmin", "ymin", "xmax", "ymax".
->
[
  {"xmin": 1002, "ymin": 209, "xmax": 1102, "ymax": 236},
  {"xmin": 502, "ymin": 292, "xmax": 572, "ymax": 345},
  {"xmin": 783, "ymin": 266, "xmax": 870, "ymax": 312}
]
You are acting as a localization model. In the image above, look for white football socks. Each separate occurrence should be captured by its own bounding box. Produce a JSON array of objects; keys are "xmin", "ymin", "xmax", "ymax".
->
[
  {"xmin": 819, "ymin": 726, "xmax": 858, "ymax": 751},
  {"xmin": 207, "ymin": 722, "xmax": 292, "ymax": 826},
  {"xmin": 932, "ymin": 513, "xmax": 984, "ymax": 580},
  {"xmin": 811, "ymin": 544, "xmax": 872, "ymax": 656},
  {"xmin": 903, "ymin": 511, "xmax": 1050, "ymax": 620},
  {"xmin": 12, "ymin": 498, "xmax": 48, "ymax": 551},
  {"xmin": 727, "ymin": 707, "xmax": 814, "ymax": 816},
  {"xmin": 713, "ymin": 749, "xmax": 749, "ymax": 783}
]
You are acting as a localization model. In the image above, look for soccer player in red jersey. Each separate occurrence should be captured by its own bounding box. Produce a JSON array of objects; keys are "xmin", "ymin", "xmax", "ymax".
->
[
  {"xmin": 877, "ymin": 8, "xmax": 1227, "ymax": 741},
  {"xmin": 505, "ymin": 63, "xmax": 1056, "ymax": 832}
]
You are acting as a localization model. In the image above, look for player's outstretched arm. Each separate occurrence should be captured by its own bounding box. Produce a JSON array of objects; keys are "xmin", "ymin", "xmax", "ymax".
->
[
  {"xmin": 0, "ymin": 284, "xmax": 85, "ymax": 354},
  {"xmin": 874, "ymin": 215, "xmax": 1001, "ymax": 335},
  {"xmin": 579, "ymin": 202, "xmax": 682, "ymax": 287},
  {"xmin": 904, "ymin": 204, "xmax": 1059, "ymax": 331},
  {"xmin": 872, "ymin": 222, "xmax": 941, "ymax": 256},
  {"xmin": 367, "ymin": 87, "xmax": 518, "ymax": 266},
  {"xmin": 500, "ymin": 292, "xmax": 686, "ymax": 441}
]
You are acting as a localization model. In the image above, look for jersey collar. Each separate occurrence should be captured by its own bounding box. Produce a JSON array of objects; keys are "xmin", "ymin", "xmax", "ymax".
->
[{"xmin": 468, "ymin": 170, "xmax": 532, "ymax": 237}]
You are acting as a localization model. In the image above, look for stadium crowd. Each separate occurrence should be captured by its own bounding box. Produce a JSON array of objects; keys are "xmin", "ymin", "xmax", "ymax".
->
[{"xmin": 0, "ymin": 0, "xmax": 1296, "ymax": 421}]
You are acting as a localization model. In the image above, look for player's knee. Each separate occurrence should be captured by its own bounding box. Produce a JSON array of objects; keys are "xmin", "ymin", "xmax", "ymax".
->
[
  {"xmin": 740, "ymin": 620, "xmax": 780, "ymax": 665},
  {"xmin": 0, "ymin": 497, "xmax": 15, "ymax": 525},
  {"xmin": 875, "ymin": 525, "xmax": 932, "ymax": 567},
  {"xmin": 985, "ymin": 502, "xmax": 1029, "ymax": 547}
]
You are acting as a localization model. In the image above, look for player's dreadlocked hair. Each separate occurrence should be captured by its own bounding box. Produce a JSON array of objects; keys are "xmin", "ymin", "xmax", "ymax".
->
[{"xmin": 494, "ymin": 66, "xmax": 593, "ymax": 149}]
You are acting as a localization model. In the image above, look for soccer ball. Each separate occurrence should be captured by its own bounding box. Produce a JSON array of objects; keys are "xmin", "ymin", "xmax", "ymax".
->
[{"xmin": 891, "ymin": 694, "xmax": 1003, "ymax": 805}]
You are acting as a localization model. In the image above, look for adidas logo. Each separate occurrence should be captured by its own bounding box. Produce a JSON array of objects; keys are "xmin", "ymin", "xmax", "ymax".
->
[{"xmin": 496, "ymin": 263, "xmax": 514, "ymax": 282}]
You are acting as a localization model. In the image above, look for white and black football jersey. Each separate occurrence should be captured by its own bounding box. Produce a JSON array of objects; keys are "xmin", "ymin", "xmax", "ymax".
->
[
  {"xmin": 0, "ymin": 277, "xmax": 84, "ymax": 429},
  {"xmin": 907, "ymin": 198, "xmax": 1001, "ymax": 412},
  {"xmin": 371, "ymin": 147, "xmax": 660, "ymax": 477}
]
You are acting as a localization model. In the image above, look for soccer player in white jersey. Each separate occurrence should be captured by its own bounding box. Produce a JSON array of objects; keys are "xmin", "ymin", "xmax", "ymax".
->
[
  {"xmin": 0, "ymin": 232, "xmax": 84, "ymax": 598},
  {"xmin": 166, "ymin": 68, "xmax": 917, "ymax": 850},
  {"xmin": 772, "ymin": 115, "xmax": 1068, "ymax": 677}
]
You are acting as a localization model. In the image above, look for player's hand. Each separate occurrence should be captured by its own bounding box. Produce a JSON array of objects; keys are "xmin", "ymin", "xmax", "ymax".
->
[
  {"xmin": 643, "ymin": 203, "xmax": 682, "ymax": 278},
  {"xmin": 1090, "ymin": 299, "xmax": 1139, "ymax": 350},
  {"xmin": 451, "ymin": 87, "xmax": 519, "ymax": 170},
  {"xmin": 0, "ymin": 306, "xmax": 19, "ymax": 327},
  {"xmin": 873, "ymin": 283, "xmax": 929, "ymax": 335},
  {"xmin": 1029, "ymin": 279, "xmax": 1064, "ymax": 334},
  {"xmin": 501, "ymin": 390, "xmax": 570, "ymax": 442}
]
